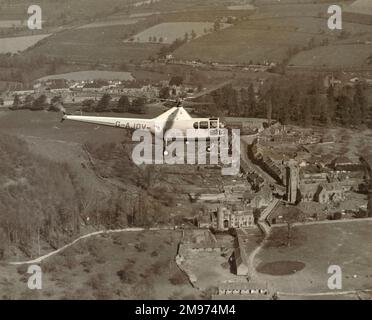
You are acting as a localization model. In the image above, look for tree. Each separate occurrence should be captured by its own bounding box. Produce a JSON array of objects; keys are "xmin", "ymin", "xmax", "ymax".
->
[
  {"xmin": 159, "ymin": 87, "xmax": 170, "ymax": 99},
  {"xmin": 95, "ymin": 93, "xmax": 112, "ymax": 112},
  {"xmin": 82, "ymin": 99, "xmax": 95, "ymax": 112},
  {"xmin": 354, "ymin": 83, "xmax": 368, "ymax": 124},
  {"xmin": 326, "ymin": 85, "xmax": 336, "ymax": 124},
  {"xmin": 31, "ymin": 94, "xmax": 48, "ymax": 111},
  {"xmin": 116, "ymin": 95, "xmax": 130, "ymax": 113},
  {"xmin": 130, "ymin": 97, "xmax": 146, "ymax": 114},
  {"xmin": 12, "ymin": 94, "xmax": 21, "ymax": 109},
  {"xmin": 302, "ymin": 97, "xmax": 312, "ymax": 127},
  {"xmin": 24, "ymin": 95, "xmax": 35, "ymax": 110},
  {"xmin": 336, "ymin": 94, "xmax": 352, "ymax": 126},
  {"xmin": 191, "ymin": 29, "xmax": 197, "ymax": 39},
  {"xmin": 213, "ymin": 20, "xmax": 221, "ymax": 32},
  {"xmin": 49, "ymin": 96, "xmax": 63, "ymax": 112},
  {"xmin": 247, "ymin": 84, "xmax": 256, "ymax": 117},
  {"xmin": 169, "ymin": 75, "xmax": 184, "ymax": 86}
]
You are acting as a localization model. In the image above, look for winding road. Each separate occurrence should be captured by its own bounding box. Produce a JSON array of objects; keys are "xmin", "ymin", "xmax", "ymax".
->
[{"xmin": 8, "ymin": 227, "xmax": 172, "ymax": 265}]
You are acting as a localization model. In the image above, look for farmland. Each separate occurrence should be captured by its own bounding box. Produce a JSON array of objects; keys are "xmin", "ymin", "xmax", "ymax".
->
[
  {"xmin": 77, "ymin": 18, "xmax": 141, "ymax": 30},
  {"xmin": 174, "ymin": 16, "xmax": 333, "ymax": 64},
  {"xmin": 0, "ymin": 20, "xmax": 25, "ymax": 28},
  {"xmin": 24, "ymin": 25, "xmax": 163, "ymax": 64},
  {"xmin": 126, "ymin": 22, "xmax": 230, "ymax": 44},
  {"xmin": 37, "ymin": 70, "xmax": 134, "ymax": 81},
  {"xmin": 173, "ymin": 2, "xmax": 372, "ymax": 66},
  {"xmin": 0, "ymin": 34, "xmax": 51, "ymax": 54},
  {"xmin": 0, "ymin": 0, "xmax": 132, "ymax": 25},
  {"xmin": 289, "ymin": 43, "xmax": 372, "ymax": 68}
]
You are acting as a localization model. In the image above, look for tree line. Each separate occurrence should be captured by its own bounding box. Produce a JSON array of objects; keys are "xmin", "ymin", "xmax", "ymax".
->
[
  {"xmin": 205, "ymin": 75, "xmax": 370, "ymax": 128},
  {"xmin": 81, "ymin": 94, "xmax": 147, "ymax": 114}
]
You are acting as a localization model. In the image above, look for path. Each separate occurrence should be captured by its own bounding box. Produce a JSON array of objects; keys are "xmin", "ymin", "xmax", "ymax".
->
[
  {"xmin": 8, "ymin": 227, "xmax": 173, "ymax": 265},
  {"xmin": 247, "ymin": 199, "xmax": 280, "ymax": 282}
]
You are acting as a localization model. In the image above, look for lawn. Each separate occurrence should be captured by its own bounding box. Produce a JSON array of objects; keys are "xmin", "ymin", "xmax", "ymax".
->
[{"xmin": 255, "ymin": 220, "xmax": 372, "ymax": 295}]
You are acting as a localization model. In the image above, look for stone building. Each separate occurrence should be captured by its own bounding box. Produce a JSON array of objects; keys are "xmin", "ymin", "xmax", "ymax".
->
[
  {"xmin": 316, "ymin": 183, "xmax": 345, "ymax": 204},
  {"xmin": 286, "ymin": 160, "xmax": 299, "ymax": 204},
  {"xmin": 215, "ymin": 206, "xmax": 255, "ymax": 231}
]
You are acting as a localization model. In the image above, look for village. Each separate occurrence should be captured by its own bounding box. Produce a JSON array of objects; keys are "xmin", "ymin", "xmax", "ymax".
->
[{"xmin": 172, "ymin": 118, "xmax": 372, "ymax": 300}]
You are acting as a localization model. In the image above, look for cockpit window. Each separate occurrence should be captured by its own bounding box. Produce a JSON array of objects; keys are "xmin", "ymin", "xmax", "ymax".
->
[
  {"xmin": 210, "ymin": 120, "xmax": 218, "ymax": 129},
  {"xmin": 193, "ymin": 122, "xmax": 199, "ymax": 129},
  {"xmin": 199, "ymin": 121, "xmax": 209, "ymax": 129}
]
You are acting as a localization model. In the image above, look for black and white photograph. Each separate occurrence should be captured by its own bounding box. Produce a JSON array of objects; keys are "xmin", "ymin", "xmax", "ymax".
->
[{"xmin": 0, "ymin": 0, "xmax": 371, "ymax": 306}]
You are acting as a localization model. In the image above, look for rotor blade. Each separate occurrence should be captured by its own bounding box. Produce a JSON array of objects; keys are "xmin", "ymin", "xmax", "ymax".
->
[{"xmin": 182, "ymin": 101, "xmax": 215, "ymax": 107}]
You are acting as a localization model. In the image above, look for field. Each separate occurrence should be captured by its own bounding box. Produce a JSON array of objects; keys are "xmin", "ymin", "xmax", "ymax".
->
[
  {"xmin": 174, "ymin": 2, "xmax": 372, "ymax": 65},
  {"xmin": 0, "ymin": 230, "xmax": 202, "ymax": 300},
  {"xmin": 0, "ymin": 20, "xmax": 25, "ymax": 28},
  {"xmin": 126, "ymin": 22, "xmax": 230, "ymax": 44},
  {"xmin": 254, "ymin": 220, "xmax": 372, "ymax": 296},
  {"xmin": 289, "ymin": 43, "xmax": 372, "ymax": 68},
  {"xmin": 0, "ymin": 0, "xmax": 132, "ymax": 24},
  {"xmin": 37, "ymin": 70, "xmax": 134, "ymax": 81},
  {"xmin": 0, "ymin": 34, "xmax": 51, "ymax": 54},
  {"xmin": 77, "ymin": 18, "xmax": 141, "ymax": 30},
  {"xmin": 25, "ymin": 25, "xmax": 163, "ymax": 64},
  {"xmin": 174, "ymin": 15, "xmax": 334, "ymax": 64}
]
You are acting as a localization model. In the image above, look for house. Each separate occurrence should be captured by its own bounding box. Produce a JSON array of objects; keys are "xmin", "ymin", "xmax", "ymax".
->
[
  {"xmin": 246, "ymin": 184, "xmax": 273, "ymax": 209},
  {"xmin": 316, "ymin": 183, "xmax": 345, "ymax": 204},
  {"xmin": 214, "ymin": 206, "xmax": 255, "ymax": 231},
  {"xmin": 300, "ymin": 165, "xmax": 329, "ymax": 184},
  {"xmin": 197, "ymin": 205, "xmax": 256, "ymax": 230},
  {"xmin": 299, "ymin": 183, "xmax": 319, "ymax": 202},
  {"xmin": 331, "ymin": 156, "xmax": 364, "ymax": 172}
]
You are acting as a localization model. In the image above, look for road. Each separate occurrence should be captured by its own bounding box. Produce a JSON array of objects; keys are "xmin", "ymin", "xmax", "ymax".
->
[
  {"xmin": 8, "ymin": 227, "xmax": 173, "ymax": 265},
  {"xmin": 240, "ymin": 135, "xmax": 277, "ymax": 185}
]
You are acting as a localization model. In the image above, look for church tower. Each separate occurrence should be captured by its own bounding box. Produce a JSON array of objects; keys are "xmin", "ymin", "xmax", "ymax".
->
[{"xmin": 286, "ymin": 159, "xmax": 299, "ymax": 204}]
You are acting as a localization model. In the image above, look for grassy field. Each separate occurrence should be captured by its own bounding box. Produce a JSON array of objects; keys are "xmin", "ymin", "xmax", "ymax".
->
[
  {"xmin": 289, "ymin": 43, "xmax": 372, "ymax": 68},
  {"xmin": 173, "ymin": 2, "xmax": 372, "ymax": 65},
  {"xmin": 25, "ymin": 25, "xmax": 163, "ymax": 64},
  {"xmin": 255, "ymin": 220, "xmax": 372, "ymax": 295},
  {"xmin": 126, "ymin": 22, "xmax": 230, "ymax": 44},
  {"xmin": 0, "ymin": 34, "xmax": 51, "ymax": 54},
  {"xmin": 37, "ymin": 70, "xmax": 134, "ymax": 81},
  {"xmin": 174, "ymin": 15, "xmax": 333, "ymax": 64},
  {"xmin": 0, "ymin": 0, "xmax": 131, "ymax": 24},
  {"xmin": 0, "ymin": 230, "xmax": 201, "ymax": 300}
]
